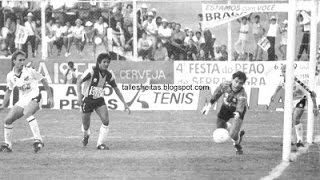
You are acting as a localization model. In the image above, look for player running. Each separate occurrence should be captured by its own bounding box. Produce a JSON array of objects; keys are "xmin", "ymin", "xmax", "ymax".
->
[
  {"xmin": 202, "ymin": 71, "xmax": 248, "ymax": 155},
  {"xmin": 0, "ymin": 50, "xmax": 53, "ymax": 153},
  {"xmin": 270, "ymin": 65, "xmax": 318, "ymax": 147},
  {"xmin": 77, "ymin": 53, "xmax": 131, "ymax": 150}
]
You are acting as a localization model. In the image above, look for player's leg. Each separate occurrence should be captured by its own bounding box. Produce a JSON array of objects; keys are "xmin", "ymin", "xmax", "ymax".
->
[
  {"xmin": 229, "ymin": 118, "xmax": 245, "ymax": 155},
  {"xmin": 23, "ymin": 98, "xmax": 44, "ymax": 153},
  {"xmin": 293, "ymin": 107, "xmax": 304, "ymax": 147},
  {"xmin": 95, "ymin": 103, "xmax": 110, "ymax": 150},
  {"xmin": 1, "ymin": 105, "xmax": 24, "ymax": 152},
  {"xmin": 81, "ymin": 112, "xmax": 91, "ymax": 146},
  {"xmin": 216, "ymin": 117, "xmax": 231, "ymax": 131}
]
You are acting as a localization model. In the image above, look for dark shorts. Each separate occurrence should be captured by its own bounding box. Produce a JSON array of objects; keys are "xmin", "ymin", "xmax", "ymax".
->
[
  {"xmin": 295, "ymin": 96, "xmax": 307, "ymax": 109},
  {"xmin": 81, "ymin": 97, "xmax": 106, "ymax": 113},
  {"xmin": 217, "ymin": 105, "xmax": 247, "ymax": 128}
]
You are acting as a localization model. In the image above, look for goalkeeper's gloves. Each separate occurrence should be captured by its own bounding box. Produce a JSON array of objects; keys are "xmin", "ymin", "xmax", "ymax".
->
[{"xmin": 201, "ymin": 101, "xmax": 212, "ymax": 115}]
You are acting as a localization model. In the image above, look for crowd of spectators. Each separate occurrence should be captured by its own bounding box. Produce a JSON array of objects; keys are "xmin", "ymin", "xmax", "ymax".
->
[{"xmin": 0, "ymin": 2, "xmax": 311, "ymax": 61}]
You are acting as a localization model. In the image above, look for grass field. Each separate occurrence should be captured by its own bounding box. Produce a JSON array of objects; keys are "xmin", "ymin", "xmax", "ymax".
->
[{"xmin": 0, "ymin": 110, "xmax": 319, "ymax": 180}]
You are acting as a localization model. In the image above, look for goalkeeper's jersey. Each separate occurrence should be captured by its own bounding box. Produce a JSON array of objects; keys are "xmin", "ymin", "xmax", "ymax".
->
[{"xmin": 279, "ymin": 75, "xmax": 307, "ymax": 100}]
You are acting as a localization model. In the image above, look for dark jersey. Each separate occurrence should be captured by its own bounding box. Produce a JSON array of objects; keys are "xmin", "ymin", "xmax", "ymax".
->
[{"xmin": 210, "ymin": 81, "xmax": 247, "ymax": 120}]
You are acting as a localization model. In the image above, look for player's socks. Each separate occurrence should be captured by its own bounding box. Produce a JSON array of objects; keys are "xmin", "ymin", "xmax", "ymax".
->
[
  {"xmin": 81, "ymin": 124, "xmax": 91, "ymax": 136},
  {"xmin": 97, "ymin": 124, "xmax": 109, "ymax": 147},
  {"xmin": 27, "ymin": 116, "xmax": 42, "ymax": 142},
  {"xmin": 4, "ymin": 124, "xmax": 13, "ymax": 148},
  {"xmin": 294, "ymin": 123, "xmax": 303, "ymax": 143}
]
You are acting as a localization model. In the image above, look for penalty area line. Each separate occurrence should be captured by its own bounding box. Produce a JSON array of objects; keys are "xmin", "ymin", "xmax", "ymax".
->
[{"xmin": 260, "ymin": 135, "xmax": 320, "ymax": 180}]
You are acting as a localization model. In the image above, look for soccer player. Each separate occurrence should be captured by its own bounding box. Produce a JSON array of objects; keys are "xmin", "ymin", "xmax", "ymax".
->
[
  {"xmin": 0, "ymin": 50, "xmax": 53, "ymax": 153},
  {"xmin": 77, "ymin": 53, "xmax": 131, "ymax": 150},
  {"xmin": 202, "ymin": 71, "xmax": 248, "ymax": 155},
  {"xmin": 270, "ymin": 65, "xmax": 318, "ymax": 147}
]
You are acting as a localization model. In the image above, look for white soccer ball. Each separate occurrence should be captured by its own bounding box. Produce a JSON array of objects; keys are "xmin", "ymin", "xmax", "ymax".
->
[{"xmin": 213, "ymin": 128, "xmax": 230, "ymax": 143}]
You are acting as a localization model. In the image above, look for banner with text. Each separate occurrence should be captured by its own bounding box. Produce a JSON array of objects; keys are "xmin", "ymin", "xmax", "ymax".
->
[
  {"xmin": 0, "ymin": 61, "xmax": 174, "ymax": 84},
  {"xmin": 174, "ymin": 61, "xmax": 320, "ymax": 111},
  {"xmin": 202, "ymin": 3, "xmax": 288, "ymax": 28},
  {"xmin": 0, "ymin": 84, "xmax": 199, "ymax": 111}
]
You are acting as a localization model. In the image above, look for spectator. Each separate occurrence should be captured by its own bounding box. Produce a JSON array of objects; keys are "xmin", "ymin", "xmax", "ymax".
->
[
  {"xmin": 123, "ymin": 4, "xmax": 133, "ymax": 29},
  {"xmin": 170, "ymin": 23, "xmax": 186, "ymax": 59},
  {"xmin": 153, "ymin": 41, "xmax": 169, "ymax": 61},
  {"xmin": 23, "ymin": 12, "xmax": 37, "ymax": 58},
  {"xmin": 84, "ymin": 21, "xmax": 94, "ymax": 44},
  {"xmin": 155, "ymin": 16, "xmax": 162, "ymax": 28},
  {"xmin": 193, "ymin": 31, "xmax": 205, "ymax": 52},
  {"xmin": 137, "ymin": 3, "xmax": 148, "ymax": 38},
  {"xmin": 73, "ymin": 18, "xmax": 85, "ymax": 54},
  {"xmin": 198, "ymin": 13, "xmax": 203, "ymax": 32},
  {"xmin": 45, "ymin": 18, "xmax": 55, "ymax": 56},
  {"xmin": 151, "ymin": 8, "xmax": 157, "ymax": 19},
  {"xmin": 234, "ymin": 16, "xmax": 249, "ymax": 58},
  {"xmin": 93, "ymin": 16, "xmax": 108, "ymax": 52},
  {"xmin": 110, "ymin": 7, "xmax": 125, "ymax": 48},
  {"xmin": 184, "ymin": 29, "xmax": 194, "ymax": 45},
  {"xmin": 62, "ymin": 21, "xmax": 73, "ymax": 57},
  {"xmin": 266, "ymin": 15, "xmax": 279, "ymax": 61},
  {"xmin": 124, "ymin": 25, "xmax": 133, "ymax": 51},
  {"xmin": 297, "ymin": 11, "xmax": 310, "ymax": 61},
  {"xmin": 203, "ymin": 29, "xmax": 215, "ymax": 60},
  {"xmin": 64, "ymin": 61, "xmax": 77, "ymax": 84},
  {"xmin": 138, "ymin": 31, "xmax": 153, "ymax": 60},
  {"xmin": 215, "ymin": 46, "xmax": 222, "ymax": 60},
  {"xmin": 220, "ymin": 45, "xmax": 228, "ymax": 61},
  {"xmin": 158, "ymin": 19, "xmax": 172, "ymax": 45},
  {"xmin": 168, "ymin": 22, "xmax": 172, "ymax": 29},
  {"xmin": 251, "ymin": 15, "xmax": 263, "ymax": 61},
  {"xmin": 3, "ymin": 17, "xmax": 16, "ymax": 56},
  {"xmin": 52, "ymin": 20, "xmax": 64, "ymax": 56},
  {"xmin": 185, "ymin": 39, "xmax": 197, "ymax": 60},
  {"xmin": 143, "ymin": 12, "xmax": 158, "ymax": 49},
  {"xmin": 14, "ymin": 17, "xmax": 24, "ymax": 50},
  {"xmin": 171, "ymin": 22, "xmax": 176, "ymax": 31},
  {"xmin": 35, "ymin": 18, "xmax": 41, "ymax": 56},
  {"xmin": 278, "ymin": 20, "xmax": 288, "ymax": 60}
]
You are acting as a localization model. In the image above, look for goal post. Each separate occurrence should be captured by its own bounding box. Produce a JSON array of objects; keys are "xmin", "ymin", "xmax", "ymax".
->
[
  {"xmin": 307, "ymin": 0, "xmax": 318, "ymax": 144},
  {"xmin": 282, "ymin": 0, "xmax": 296, "ymax": 162}
]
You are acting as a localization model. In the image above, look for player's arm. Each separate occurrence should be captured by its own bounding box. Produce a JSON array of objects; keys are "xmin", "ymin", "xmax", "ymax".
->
[
  {"xmin": 310, "ymin": 91, "xmax": 318, "ymax": 116},
  {"xmin": 76, "ymin": 70, "xmax": 91, "ymax": 106},
  {"xmin": 0, "ymin": 88, "xmax": 12, "ymax": 110},
  {"xmin": 40, "ymin": 78, "xmax": 53, "ymax": 107},
  {"xmin": 202, "ymin": 83, "xmax": 224, "ymax": 115},
  {"xmin": 234, "ymin": 92, "xmax": 248, "ymax": 120},
  {"xmin": 108, "ymin": 76, "xmax": 131, "ymax": 114},
  {"xmin": 1, "ymin": 75, "xmax": 14, "ymax": 110},
  {"xmin": 113, "ymin": 86, "xmax": 131, "ymax": 114}
]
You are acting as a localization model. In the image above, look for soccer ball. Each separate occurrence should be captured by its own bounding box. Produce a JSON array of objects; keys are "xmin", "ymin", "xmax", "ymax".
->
[{"xmin": 213, "ymin": 128, "xmax": 230, "ymax": 143}]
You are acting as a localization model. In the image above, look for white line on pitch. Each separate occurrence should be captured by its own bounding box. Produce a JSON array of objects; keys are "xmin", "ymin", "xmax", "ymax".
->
[
  {"xmin": 16, "ymin": 135, "xmax": 282, "ymax": 142},
  {"xmin": 260, "ymin": 135, "xmax": 320, "ymax": 180}
]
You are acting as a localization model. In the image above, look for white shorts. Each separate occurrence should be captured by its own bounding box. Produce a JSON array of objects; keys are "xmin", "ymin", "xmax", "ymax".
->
[{"xmin": 15, "ymin": 93, "xmax": 42, "ymax": 109}]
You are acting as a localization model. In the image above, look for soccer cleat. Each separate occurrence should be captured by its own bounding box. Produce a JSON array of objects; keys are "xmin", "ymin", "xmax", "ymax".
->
[
  {"xmin": 296, "ymin": 141, "xmax": 304, "ymax": 148},
  {"xmin": 234, "ymin": 144, "xmax": 243, "ymax": 155},
  {"xmin": 0, "ymin": 143, "xmax": 12, "ymax": 153},
  {"xmin": 33, "ymin": 141, "xmax": 44, "ymax": 153},
  {"xmin": 82, "ymin": 135, "xmax": 89, "ymax": 146},
  {"xmin": 97, "ymin": 144, "xmax": 109, "ymax": 150}
]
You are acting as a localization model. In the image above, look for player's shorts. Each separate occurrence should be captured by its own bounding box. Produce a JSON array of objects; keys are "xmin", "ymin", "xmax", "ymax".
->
[
  {"xmin": 15, "ymin": 93, "xmax": 42, "ymax": 109},
  {"xmin": 294, "ymin": 96, "xmax": 307, "ymax": 109},
  {"xmin": 81, "ymin": 97, "xmax": 106, "ymax": 113},
  {"xmin": 217, "ymin": 105, "xmax": 247, "ymax": 121}
]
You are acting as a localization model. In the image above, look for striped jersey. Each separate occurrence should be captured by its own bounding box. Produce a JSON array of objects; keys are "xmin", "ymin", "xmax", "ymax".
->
[{"xmin": 80, "ymin": 67, "xmax": 117, "ymax": 99}]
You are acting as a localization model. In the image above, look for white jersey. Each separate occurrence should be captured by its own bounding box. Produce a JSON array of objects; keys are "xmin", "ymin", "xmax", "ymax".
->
[
  {"xmin": 6, "ymin": 67, "xmax": 44, "ymax": 98},
  {"xmin": 279, "ymin": 75, "xmax": 307, "ymax": 100}
]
